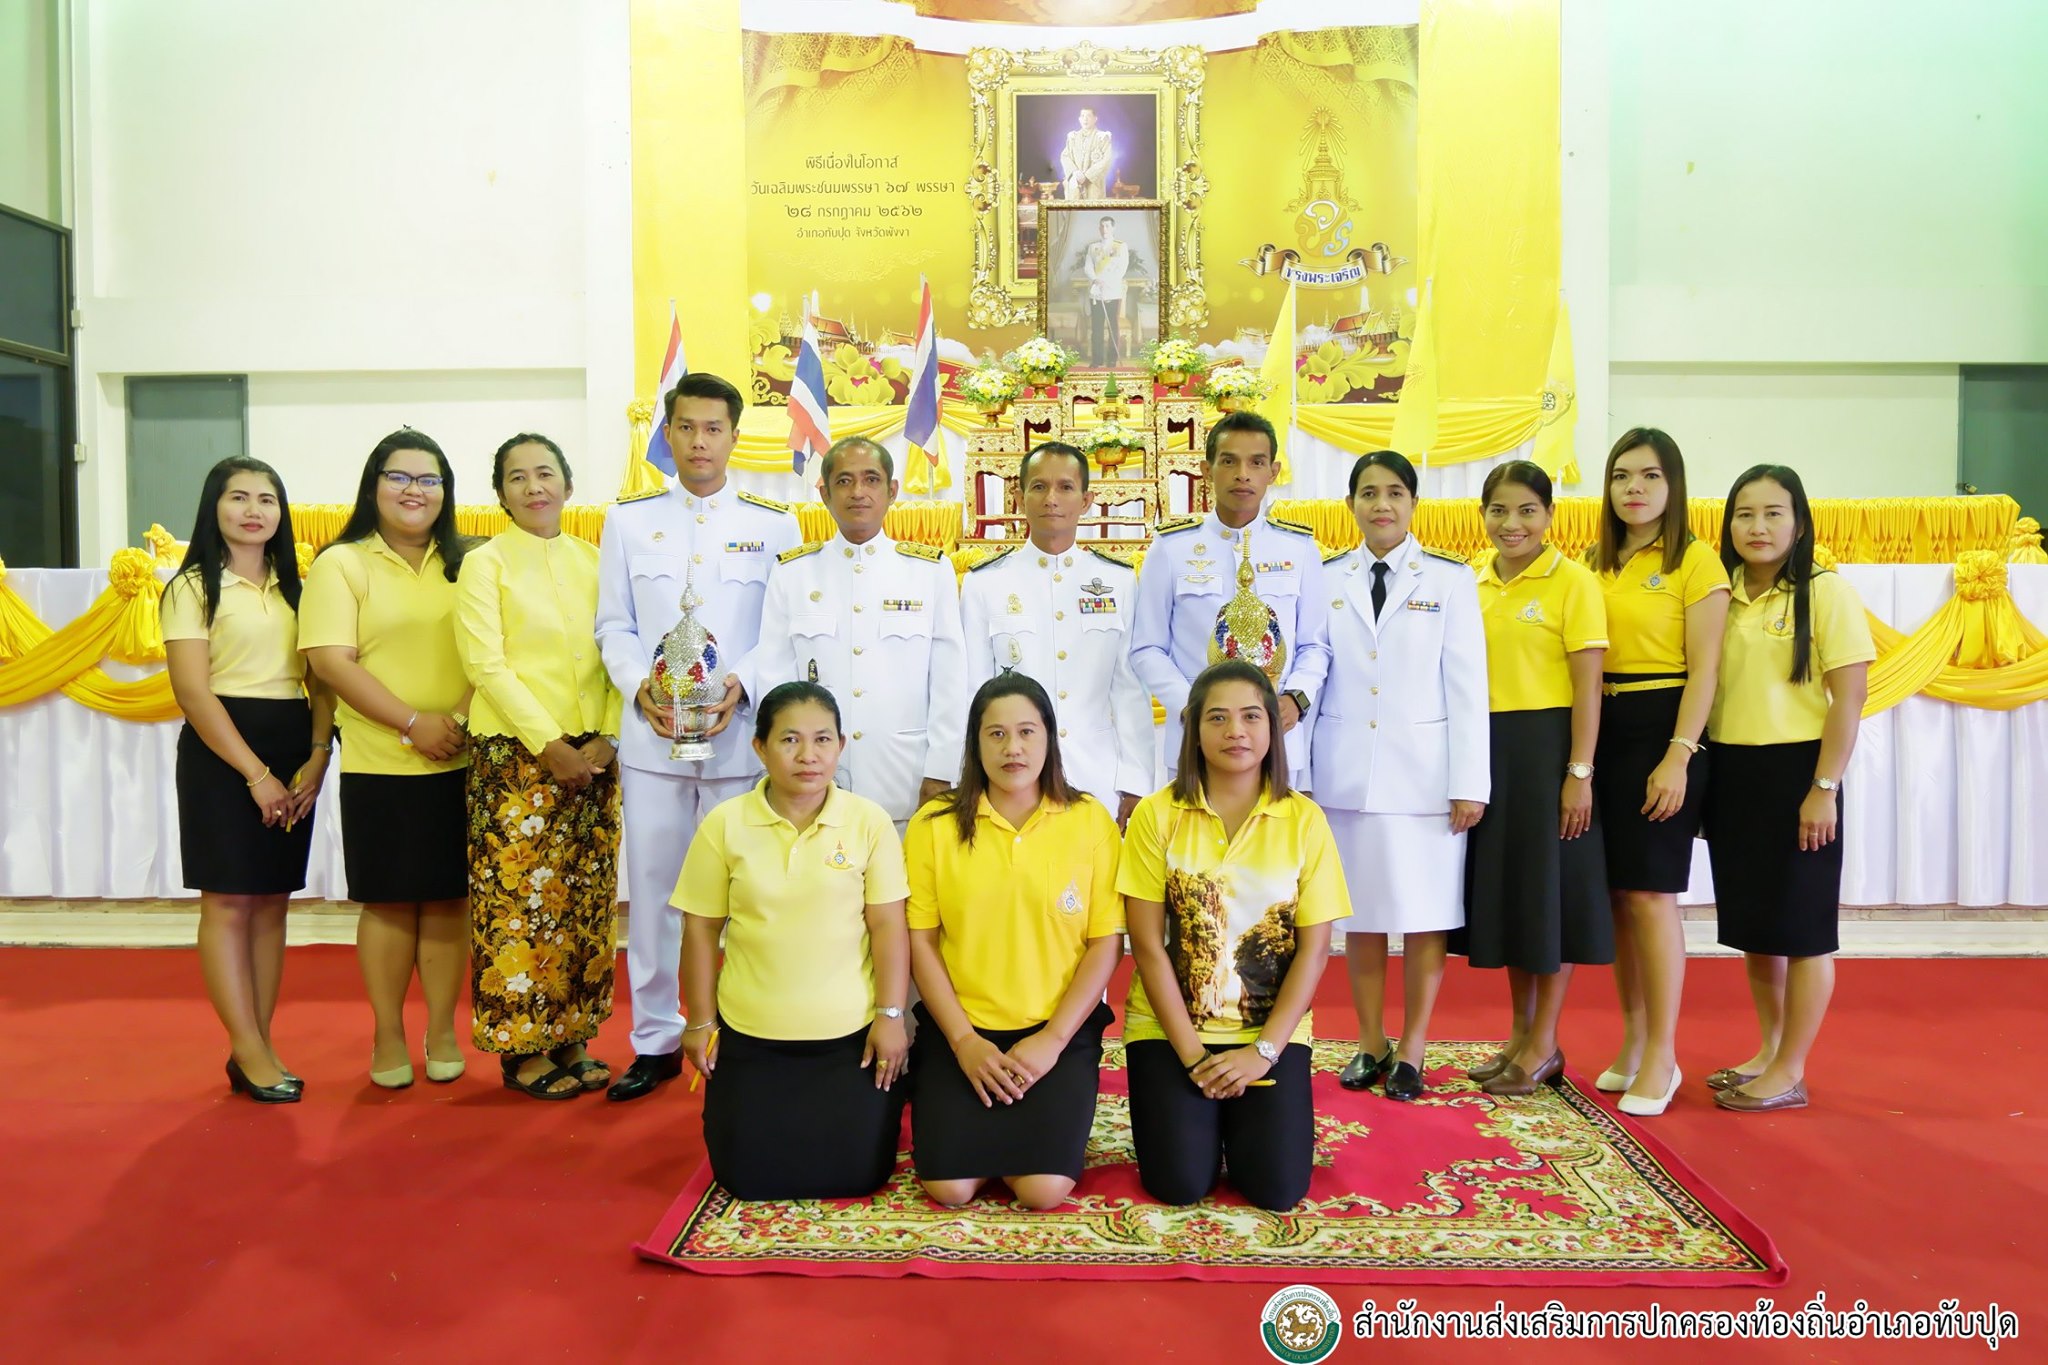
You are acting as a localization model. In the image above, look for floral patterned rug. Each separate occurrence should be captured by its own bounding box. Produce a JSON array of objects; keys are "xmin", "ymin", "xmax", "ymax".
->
[{"xmin": 635, "ymin": 1040, "xmax": 1787, "ymax": 1285}]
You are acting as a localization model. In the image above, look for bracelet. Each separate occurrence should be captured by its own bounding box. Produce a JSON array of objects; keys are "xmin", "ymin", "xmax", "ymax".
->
[
  {"xmin": 1668, "ymin": 736, "xmax": 1703, "ymax": 755},
  {"xmin": 244, "ymin": 766, "xmax": 272, "ymax": 788},
  {"xmin": 311, "ymin": 739, "xmax": 334, "ymax": 753},
  {"xmin": 399, "ymin": 711, "xmax": 419, "ymax": 747},
  {"xmin": 682, "ymin": 1020, "xmax": 717, "ymax": 1035}
]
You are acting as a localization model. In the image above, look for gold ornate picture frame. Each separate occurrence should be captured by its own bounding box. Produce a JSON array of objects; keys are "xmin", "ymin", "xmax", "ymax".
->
[
  {"xmin": 1037, "ymin": 201, "xmax": 1167, "ymax": 373},
  {"xmin": 966, "ymin": 42, "xmax": 1206, "ymax": 331}
]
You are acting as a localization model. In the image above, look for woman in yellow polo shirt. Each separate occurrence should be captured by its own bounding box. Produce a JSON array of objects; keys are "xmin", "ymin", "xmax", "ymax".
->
[
  {"xmin": 455, "ymin": 433, "xmax": 623, "ymax": 1100},
  {"xmin": 905, "ymin": 674, "xmax": 1123, "ymax": 1210},
  {"xmin": 1587, "ymin": 429, "xmax": 1730, "ymax": 1117},
  {"xmin": 162, "ymin": 456, "xmax": 335, "ymax": 1103},
  {"xmin": 1121, "ymin": 659, "xmax": 1349, "ymax": 1211},
  {"xmin": 301, "ymin": 430, "xmax": 476, "ymax": 1090},
  {"xmin": 675, "ymin": 681, "xmax": 911, "ymax": 1199},
  {"xmin": 1704, "ymin": 465, "xmax": 1873, "ymax": 1114},
  {"xmin": 1456, "ymin": 460, "xmax": 1611, "ymax": 1097}
]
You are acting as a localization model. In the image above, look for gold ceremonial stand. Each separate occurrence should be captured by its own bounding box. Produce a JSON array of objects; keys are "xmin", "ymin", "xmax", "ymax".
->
[{"xmin": 964, "ymin": 373, "xmax": 1216, "ymax": 552}]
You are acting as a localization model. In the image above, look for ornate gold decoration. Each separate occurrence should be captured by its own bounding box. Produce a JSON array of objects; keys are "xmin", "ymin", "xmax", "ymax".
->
[
  {"xmin": 1207, "ymin": 534, "xmax": 1286, "ymax": 680},
  {"xmin": 967, "ymin": 42, "xmax": 1207, "ymax": 330}
]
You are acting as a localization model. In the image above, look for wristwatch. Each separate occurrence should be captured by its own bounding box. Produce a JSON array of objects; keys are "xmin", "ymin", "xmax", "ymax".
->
[
  {"xmin": 1282, "ymin": 689, "xmax": 1310, "ymax": 715},
  {"xmin": 1565, "ymin": 762, "xmax": 1594, "ymax": 780},
  {"xmin": 1254, "ymin": 1039, "xmax": 1280, "ymax": 1064},
  {"xmin": 1812, "ymin": 776, "xmax": 1839, "ymax": 792},
  {"xmin": 877, "ymin": 1006, "xmax": 905, "ymax": 1020}
]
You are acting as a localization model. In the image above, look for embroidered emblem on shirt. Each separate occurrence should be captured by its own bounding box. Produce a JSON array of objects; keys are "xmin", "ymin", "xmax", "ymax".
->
[
  {"xmin": 1056, "ymin": 880, "xmax": 1083, "ymax": 916},
  {"xmin": 1406, "ymin": 600, "xmax": 1442, "ymax": 612},
  {"xmin": 651, "ymin": 531, "xmax": 665, "ymax": 542},
  {"xmin": 882, "ymin": 599, "xmax": 924, "ymax": 612},
  {"xmin": 1646, "ymin": 573, "xmax": 1664, "ymax": 589},
  {"xmin": 1516, "ymin": 601, "xmax": 1546, "ymax": 624},
  {"xmin": 827, "ymin": 841, "xmax": 851, "ymax": 870},
  {"xmin": 1767, "ymin": 615, "xmax": 1794, "ymax": 638},
  {"xmin": 1006, "ymin": 593, "xmax": 1024, "ymax": 615},
  {"xmin": 727, "ymin": 540, "xmax": 764, "ymax": 554}
]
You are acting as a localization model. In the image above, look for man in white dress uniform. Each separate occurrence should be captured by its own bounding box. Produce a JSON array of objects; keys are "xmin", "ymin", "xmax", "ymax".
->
[
  {"xmin": 1127, "ymin": 411, "xmax": 1331, "ymax": 780},
  {"xmin": 753, "ymin": 436, "xmax": 968, "ymax": 827},
  {"xmin": 595, "ymin": 373, "xmax": 802, "ymax": 1101},
  {"xmin": 958, "ymin": 441, "xmax": 1152, "ymax": 824}
]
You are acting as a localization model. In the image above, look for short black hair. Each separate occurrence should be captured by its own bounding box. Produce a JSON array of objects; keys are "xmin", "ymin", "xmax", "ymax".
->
[
  {"xmin": 753, "ymin": 681, "xmax": 842, "ymax": 745},
  {"xmin": 491, "ymin": 432, "xmax": 572, "ymax": 497},
  {"xmin": 1348, "ymin": 449, "xmax": 1417, "ymax": 499},
  {"xmin": 820, "ymin": 435, "xmax": 893, "ymax": 484},
  {"xmin": 1204, "ymin": 409, "xmax": 1278, "ymax": 464},
  {"xmin": 664, "ymin": 372, "xmax": 745, "ymax": 426},
  {"xmin": 1099, "ymin": 216, "xmax": 1115, "ymax": 228},
  {"xmin": 1020, "ymin": 440, "xmax": 1089, "ymax": 494}
]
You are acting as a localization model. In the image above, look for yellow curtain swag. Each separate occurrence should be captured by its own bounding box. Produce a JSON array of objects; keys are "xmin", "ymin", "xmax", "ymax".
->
[
  {"xmin": 0, "ymin": 548, "xmax": 182, "ymax": 720},
  {"xmin": 1862, "ymin": 551, "xmax": 2048, "ymax": 715}
]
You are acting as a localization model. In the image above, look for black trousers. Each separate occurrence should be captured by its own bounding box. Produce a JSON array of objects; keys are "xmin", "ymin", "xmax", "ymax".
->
[
  {"xmin": 1125, "ymin": 1039, "xmax": 1314, "ymax": 1211},
  {"xmin": 1089, "ymin": 298, "xmax": 1122, "ymax": 366}
]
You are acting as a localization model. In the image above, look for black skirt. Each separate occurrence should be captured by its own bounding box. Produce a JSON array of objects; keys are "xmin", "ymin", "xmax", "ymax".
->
[
  {"xmin": 338, "ymin": 769, "xmax": 469, "ymax": 904},
  {"xmin": 909, "ymin": 1000, "xmax": 1112, "ymax": 1182},
  {"xmin": 1593, "ymin": 680, "xmax": 1709, "ymax": 893},
  {"xmin": 1451, "ymin": 707, "xmax": 1613, "ymax": 973},
  {"xmin": 175, "ymin": 696, "xmax": 316, "ymax": 895},
  {"xmin": 1704, "ymin": 739, "xmax": 1843, "ymax": 957},
  {"xmin": 702, "ymin": 1023, "xmax": 906, "ymax": 1201}
]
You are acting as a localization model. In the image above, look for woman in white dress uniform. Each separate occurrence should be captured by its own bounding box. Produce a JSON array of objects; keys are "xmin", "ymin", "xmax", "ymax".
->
[{"xmin": 1310, "ymin": 452, "xmax": 1490, "ymax": 1101}]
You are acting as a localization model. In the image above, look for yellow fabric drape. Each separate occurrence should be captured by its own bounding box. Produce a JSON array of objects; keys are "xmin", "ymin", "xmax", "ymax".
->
[
  {"xmin": 0, "ymin": 551, "xmax": 183, "ymax": 721},
  {"xmin": 1861, "ymin": 552, "xmax": 2048, "ymax": 715},
  {"xmin": 2011, "ymin": 516, "xmax": 2047, "ymax": 565},
  {"xmin": 796, "ymin": 503, "xmax": 963, "ymax": 551}
]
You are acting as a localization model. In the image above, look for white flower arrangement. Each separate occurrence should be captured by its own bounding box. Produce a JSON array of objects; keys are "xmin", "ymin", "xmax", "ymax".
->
[
  {"xmin": 1080, "ymin": 421, "xmax": 1147, "ymax": 453},
  {"xmin": 956, "ymin": 364, "xmax": 1021, "ymax": 408},
  {"xmin": 1007, "ymin": 336, "xmax": 1077, "ymax": 381},
  {"xmin": 1201, "ymin": 364, "xmax": 1270, "ymax": 404},
  {"xmin": 1144, "ymin": 335, "xmax": 1208, "ymax": 380}
]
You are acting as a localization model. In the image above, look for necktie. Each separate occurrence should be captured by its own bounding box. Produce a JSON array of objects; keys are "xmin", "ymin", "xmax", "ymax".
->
[{"xmin": 1371, "ymin": 560, "xmax": 1389, "ymax": 619}]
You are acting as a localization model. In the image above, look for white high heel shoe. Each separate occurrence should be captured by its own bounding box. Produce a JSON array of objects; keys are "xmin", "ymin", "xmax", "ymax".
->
[
  {"xmin": 1595, "ymin": 1068, "xmax": 1636, "ymax": 1093},
  {"xmin": 1617, "ymin": 1066, "xmax": 1682, "ymax": 1117}
]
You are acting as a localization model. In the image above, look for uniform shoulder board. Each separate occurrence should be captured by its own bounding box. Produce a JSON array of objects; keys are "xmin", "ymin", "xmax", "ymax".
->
[
  {"xmin": 1154, "ymin": 515, "xmax": 1202, "ymax": 536},
  {"xmin": 965, "ymin": 545, "xmax": 1018, "ymax": 572},
  {"xmin": 1321, "ymin": 546, "xmax": 1351, "ymax": 564},
  {"xmin": 1087, "ymin": 545, "xmax": 1138, "ymax": 570},
  {"xmin": 616, "ymin": 485, "xmax": 665, "ymax": 505},
  {"xmin": 1265, "ymin": 513, "xmax": 1316, "ymax": 537},
  {"xmin": 1421, "ymin": 545, "xmax": 1467, "ymax": 564},
  {"xmin": 777, "ymin": 540, "xmax": 824, "ymax": 564},
  {"xmin": 738, "ymin": 490, "xmax": 794, "ymax": 514},
  {"xmin": 897, "ymin": 541, "xmax": 946, "ymax": 562}
]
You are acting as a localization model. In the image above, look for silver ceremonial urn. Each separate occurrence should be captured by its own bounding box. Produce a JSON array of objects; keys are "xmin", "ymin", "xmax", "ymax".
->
[{"xmin": 649, "ymin": 568, "xmax": 723, "ymax": 762}]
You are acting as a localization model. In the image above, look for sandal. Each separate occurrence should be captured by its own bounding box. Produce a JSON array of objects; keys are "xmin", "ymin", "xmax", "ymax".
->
[
  {"xmin": 550, "ymin": 1047, "xmax": 612, "ymax": 1092},
  {"xmin": 501, "ymin": 1056, "xmax": 582, "ymax": 1101}
]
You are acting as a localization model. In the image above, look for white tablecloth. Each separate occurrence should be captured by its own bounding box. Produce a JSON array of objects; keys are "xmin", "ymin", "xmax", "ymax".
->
[{"xmin": 3, "ymin": 564, "xmax": 2044, "ymax": 906}]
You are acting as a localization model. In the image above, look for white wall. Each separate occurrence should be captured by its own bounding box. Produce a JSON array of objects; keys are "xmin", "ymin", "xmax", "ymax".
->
[
  {"xmin": 1603, "ymin": 0, "xmax": 2048, "ymax": 493},
  {"xmin": 69, "ymin": 0, "xmax": 634, "ymax": 560},
  {"xmin": 0, "ymin": 0, "xmax": 63, "ymax": 223}
]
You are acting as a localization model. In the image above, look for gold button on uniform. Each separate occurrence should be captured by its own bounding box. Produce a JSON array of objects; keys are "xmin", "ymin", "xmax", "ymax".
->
[
  {"xmin": 852, "ymin": 731, "xmax": 863, "ymax": 740},
  {"xmin": 1370, "ymin": 686, "xmax": 1379, "ymax": 695},
  {"xmin": 1056, "ymin": 650, "xmax": 1067, "ymax": 660},
  {"xmin": 1058, "ymin": 690, "xmax": 1068, "ymax": 699},
  {"xmin": 853, "ymin": 646, "xmax": 864, "ymax": 655},
  {"xmin": 854, "ymin": 605, "xmax": 863, "ymax": 613},
  {"xmin": 1055, "ymin": 611, "xmax": 1064, "ymax": 621},
  {"xmin": 853, "ymin": 688, "xmax": 864, "ymax": 697}
]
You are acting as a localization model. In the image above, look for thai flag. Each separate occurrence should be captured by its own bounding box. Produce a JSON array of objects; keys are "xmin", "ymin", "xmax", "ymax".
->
[
  {"xmin": 903, "ymin": 276, "xmax": 942, "ymax": 478},
  {"xmin": 643, "ymin": 301, "xmax": 688, "ymax": 477},
  {"xmin": 787, "ymin": 293, "xmax": 832, "ymax": 473}
]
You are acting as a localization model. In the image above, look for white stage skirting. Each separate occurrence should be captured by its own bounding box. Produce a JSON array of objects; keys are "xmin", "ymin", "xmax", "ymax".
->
[{"xmin": 3, "ymin": 563, "xmax": 2044, "ymax": 907}]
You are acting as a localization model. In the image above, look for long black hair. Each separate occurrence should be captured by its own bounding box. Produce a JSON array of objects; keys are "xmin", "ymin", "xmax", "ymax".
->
[
  {"xmin": 174, "ymin": 456, "xmax": 301, "ymax": 625},
  {"xmin": 326, "ymin": 429, "xmax": 468, "ymax": 582},
  {"xmin": 1172, "ymin": 659, "xmax": 1291, "ymax": 806},
  {"xmin": 1720, "ymin": 463, "xmax": 1818, "ymax": 684},
  {"xmin": 1594, "ymin": 427, "xmax": 1693, "ymax": 575},
  {"xmin": 936, "ymin": 673, "xmax": 1084, "ymax": 848}
]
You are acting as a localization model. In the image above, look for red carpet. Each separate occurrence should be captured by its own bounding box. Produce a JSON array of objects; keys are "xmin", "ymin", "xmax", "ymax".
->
[
  {"xmin": 5, "ymin": 946, "xmax": 2043, "ymax": 1362},
  {"xmin": 639, "ymin": 1039, "xmax": 1785, "ymax": 1285}
]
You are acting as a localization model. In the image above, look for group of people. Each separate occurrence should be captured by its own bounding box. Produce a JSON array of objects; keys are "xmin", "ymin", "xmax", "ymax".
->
[{"xmin": 164, "ymin": 369, "xmax": 1872, "ymax": 1212}]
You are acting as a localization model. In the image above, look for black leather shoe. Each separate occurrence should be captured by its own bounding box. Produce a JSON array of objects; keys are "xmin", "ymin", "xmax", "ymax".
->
[
  {"xmin": 1382, "ymin": 1061, "xmax": 1424, "ymax": 1102},
  {"xmin": 226, "ymin": 1059, "xmax": 302, "ymax": 1104},
  {"xmin": 1339, "ymin": 1047, "xmax": 1391, "ymax": 1091},
  {"xmin": 606, "ymin": 1051, "xmax": 683, "ymax": 1102}
]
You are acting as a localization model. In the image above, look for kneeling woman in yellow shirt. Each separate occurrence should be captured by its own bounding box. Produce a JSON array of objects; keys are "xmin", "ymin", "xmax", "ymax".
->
[
  {"xmin": 906, "ymin": 674, "xmax": 1124, "ymax": 1210},
  {"xmin": 676, "ymin": 681, "xmax": 912, "ymax": 1199},
  {"xmin": 1703, "ymin": 465, "xmax": 1873, "ymax": 1114},
  {"xmin": 1120, "ymin": 659, "xmax": 1350, "ymax": 1211}
]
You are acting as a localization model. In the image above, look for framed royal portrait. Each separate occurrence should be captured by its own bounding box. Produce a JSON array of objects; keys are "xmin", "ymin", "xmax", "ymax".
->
[
  {"xmin": 1037, "ymin": 201, "xmax": 1166, "ymax": 374},
  {"xmin": 966, "ymin": 41, "xmax": 1206, "ymax": 331}
]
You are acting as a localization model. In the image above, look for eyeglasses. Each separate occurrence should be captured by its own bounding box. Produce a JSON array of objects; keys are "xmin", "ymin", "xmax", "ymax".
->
[{"xmin": 380, "ymin": 471, "xmax": 445, "ymax": 492}]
